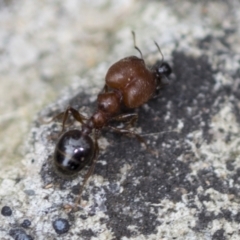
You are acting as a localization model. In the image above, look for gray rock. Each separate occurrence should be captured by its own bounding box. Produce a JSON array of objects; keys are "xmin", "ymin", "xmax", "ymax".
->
[{"xmin": 0, "ymin": 1, "xmax": 240, "ymax": 239}]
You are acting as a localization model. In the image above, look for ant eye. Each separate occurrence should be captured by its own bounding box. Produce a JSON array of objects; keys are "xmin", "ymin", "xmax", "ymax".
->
[
  {"xmin": 54, "ymin": 130, "xmax": 94, "ymax": 176},
  {"xmin": 158, "ymin": 62, "xmax": 172, "ymax": 77}
]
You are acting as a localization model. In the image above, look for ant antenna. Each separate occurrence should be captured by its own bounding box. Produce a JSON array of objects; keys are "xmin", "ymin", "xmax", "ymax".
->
[
  {"xmin": 132, "ymin": 31, "xmax": 143, "ymax": 59},
  {"xmin": 154, "ymin": 41, "xmax": 164, "ymax": 64}
]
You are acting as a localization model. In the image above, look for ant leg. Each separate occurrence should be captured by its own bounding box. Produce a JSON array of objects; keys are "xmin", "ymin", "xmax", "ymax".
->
[
  {"xmin": 108, "ymin": 125, "xmax": 148, "ymax": 149},
  {"xmin": 73, "ymin": 130, "xmax": 100, "ymax": 210},
  {"xmin": 61, "ymin": 106, "xmax": 87, "ymax": 132},
  {"xmin": 110, "ymin": 113, "xmax": 138, "ymax": 129},
  {"xmin": 41, "ymin": 107, "xmax": 87, "ymax": 141},
  {"xmin": 40, "ymin": 107, "xmax": 87, "ymax": 130},
  {"xmin": 39, "ymin": 112, "xmax": 66, "ymax": 125},
  {"xmin": 109, "ymin": 126, "xmax": 157, "ymax": 156}
]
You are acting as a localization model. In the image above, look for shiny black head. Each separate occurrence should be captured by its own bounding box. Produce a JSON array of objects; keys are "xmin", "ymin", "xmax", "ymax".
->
[
  {"xmin": 54, "ymin": 129, "xmax": 94, "ymax": 176},
  {"xmin": 153, "ymin": 61, "xmax": 172, "ymax": 86},
  {"xmin": 157, "ymin": 62, "xmax": 172, "ymax": 77},
  {"xmin": 152, "ymin": 40, "xmax": 172, "ymax": 79}
]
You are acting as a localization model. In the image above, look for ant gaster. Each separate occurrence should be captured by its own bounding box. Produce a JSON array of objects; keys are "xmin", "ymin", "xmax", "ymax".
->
[{"xmin": 53, "ymin": 31, "xmax": 172, "ymax": 207}]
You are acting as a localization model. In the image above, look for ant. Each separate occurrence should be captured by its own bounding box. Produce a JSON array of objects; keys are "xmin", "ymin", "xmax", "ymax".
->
[{"xmin": 52, "ymin": 31, "xmax": 172, "ymax": 208}]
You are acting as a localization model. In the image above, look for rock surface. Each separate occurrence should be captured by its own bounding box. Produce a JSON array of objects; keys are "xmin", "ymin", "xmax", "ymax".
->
[{"xmin": 1, "ymin": 1, "xmax": 240, "ymax": 239}]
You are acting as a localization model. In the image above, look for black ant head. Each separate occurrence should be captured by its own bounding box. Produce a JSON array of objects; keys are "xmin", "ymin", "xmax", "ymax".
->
[
  {"xmin": 152, "ymin": 41, "xmax": 172, "ymax": 82},
  {"xmin": 152, "ymin": 60, "xmax": 172, "ymax": 85},
  {"xmin": 157, "ymin": 62, "xmax": 172, "ymax": 77}
]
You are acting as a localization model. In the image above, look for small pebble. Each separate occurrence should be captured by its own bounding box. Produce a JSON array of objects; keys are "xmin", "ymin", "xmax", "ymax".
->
[
  {"xmin": 21, "ymin": 219, "xmax": 31, "ymax": 228},
  {"xmin": 9, "ymin": 228, "xmax": 33, "ymax": 240},
  {"xmin": 1, "ymin": 206, "xmax": 12, "ymax": 216},
  {"xmin": 52, "ymin": 218, "xmax": 70, "ymax": 234}
]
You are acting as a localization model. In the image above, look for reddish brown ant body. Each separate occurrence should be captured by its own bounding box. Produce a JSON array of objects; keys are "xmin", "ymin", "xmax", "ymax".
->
[{"xmin": 53, "ymin": 32, "xmax": 172, "ymax": 206}]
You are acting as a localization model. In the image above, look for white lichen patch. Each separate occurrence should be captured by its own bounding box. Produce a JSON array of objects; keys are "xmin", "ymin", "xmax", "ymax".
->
[{"xmin": 185, "ymin": 102, "xmax": 240, "ymax": 173}]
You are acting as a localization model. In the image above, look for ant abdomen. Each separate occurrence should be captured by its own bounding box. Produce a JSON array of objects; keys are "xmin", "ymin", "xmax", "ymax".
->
[
  {"xmin": 105, "ymin": 56, "xmax": 156, "ymax": 108},
  {"xmin": 54, "ymin": 130, "xmax": 95, "ymax": 176}
]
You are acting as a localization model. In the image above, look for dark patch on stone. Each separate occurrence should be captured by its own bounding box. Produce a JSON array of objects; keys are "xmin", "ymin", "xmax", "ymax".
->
[
  {"xmin": 21, "ymin": 219, "xmax": 31, "ymax": 229},
  {"xmin": 197, "ymin": 168, "xmax": 228, "ymax": 193},
  {"xmin": 194, "ymin": 207, "xmax": 235, "ymax": 235},
  {"xmin": 198, "ymin": 35, "xmax": 215, "ymax": 50},
  {"xmin": 226, "ymin": 159, "xmax": 235, "ymax": 171},
  {"xmin": 69, "ymin": 91, "xmax": 95, "ymax": 111},
  {"xmin": 39, "ymin": 46, "xmax": 240, "ymax": 238},
  {"xmin": 212, "ymin": 229, "xmax": 226, "ymax": 240},
  {"xmin": 92, "ymin": 51, "xmax": 229, "ymax": 237},
  {"xmin": 9, "ymin": 228, "xmax": 33, "ymax": 240},
  {"xmin": 224, "ymin": 132, "xmax": 232, "ymax": 143},
  {"xmin": 1, "ymin": 205, "xmax": 12, "ymax": 216},
  {"xmin": 220, "ymin": 209, "xmax": 233, "ymax": 222},
  {"xmin": 80, "ymin": 229, "xmax": 96, "ymax": 240},
  {"xmin": 233, "ymin": 212, "xmax": 240, "ymax": 223},
  {"xmin": 194, "ymin": 211, "xmax": 215, "ymax": 231},
  {"xmin": 198, "ymin": 193, "xmax": 211, "ymax": 202},
  {"xmin": 232, "ymin": 168, "xmax": 240, "ymax": 185},
  {"xmin": 198, "ymin": 29, "xmax": 232, "ymax": 52},
  {"xmin": 71, "ymin": 184, "xmax": 81, "ymax": 195},
  {"xmin": 15, "ymin": 177, "xmax": 22, "ymax": 184},
  {"xmin": 80, "ymin": 214, "xmax": 87, "ymax": 220},
  {"xmin": 165, "ymin": 52, "xmax": 217, "ymax": 141},
  {"xmin": 228, "ymin": 187, "xmax": 240, "ymax": 199}
]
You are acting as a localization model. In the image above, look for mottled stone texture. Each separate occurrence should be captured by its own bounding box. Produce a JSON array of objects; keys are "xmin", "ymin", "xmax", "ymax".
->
[{"xmin": 0, "ymin": 1, "xmax": 240, "ymax": 239}]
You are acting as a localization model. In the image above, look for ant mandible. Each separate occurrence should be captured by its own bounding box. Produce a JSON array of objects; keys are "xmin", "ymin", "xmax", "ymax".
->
[{"xmin": 53, "ymin": 31, "xmax": 172, "ymax": 207}]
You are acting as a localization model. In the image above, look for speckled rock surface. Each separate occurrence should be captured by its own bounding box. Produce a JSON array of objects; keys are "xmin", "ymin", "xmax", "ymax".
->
[{"xmin": 1, "ymin": 1, "xmax": 240, "ymax": 239}]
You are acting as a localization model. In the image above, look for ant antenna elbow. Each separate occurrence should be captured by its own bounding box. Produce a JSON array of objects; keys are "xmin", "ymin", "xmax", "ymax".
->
[
  {"xmin": 132, "ymin": 31, "xmax": 143, "ymax": 59},
  {"xmin": 154, "ymin": 41, "xmax": 164, "ymax": 64}
]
